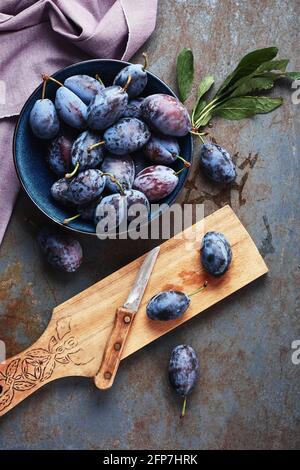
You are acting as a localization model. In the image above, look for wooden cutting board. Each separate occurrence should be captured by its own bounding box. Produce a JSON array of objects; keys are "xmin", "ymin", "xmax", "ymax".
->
[{"xmin": 0, "ymin": 205, "xmax": 268, "ymax": 416}]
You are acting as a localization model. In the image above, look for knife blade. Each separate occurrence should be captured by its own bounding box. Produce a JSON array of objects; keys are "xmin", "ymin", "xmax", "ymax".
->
[
  {"xmin": 94, "ymin": 246, "xmax": 160, "ymax": 390},
  {"xmin": 123, "ymin": 246, "xmax": 160, "ymax": 312}
]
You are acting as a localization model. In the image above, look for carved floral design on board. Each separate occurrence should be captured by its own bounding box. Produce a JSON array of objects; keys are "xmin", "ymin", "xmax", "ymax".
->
[{"xmin": 0, "ymin": 317, "xmax": 94, "ymax": 413}]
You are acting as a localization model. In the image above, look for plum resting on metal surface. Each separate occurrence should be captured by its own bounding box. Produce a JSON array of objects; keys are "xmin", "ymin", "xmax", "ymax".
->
[
  {"xmin": 199, "ymin": 143, "xmax": 236, "ymax": 183},
  {"xmin": 103, "ymin": 118, "xmax": 151, "ymax": 155},
  {"xmin": 146, "ymin": 291, "xmax": 190, "ymax": 321},
  {"xmin": 200, "ymin": 231, "xmax": 232, "ymax": 276},
  {"xmin": 141, "ymin": 94, "xmax": 191, "ymax": 137},
  {"xmin": 37, "ymin": 227, "xmax": 83, "ymax": 272},
  {"xmin": 169, "ymin": 345, "xmax": 199, "ymax": 417},
  {"xmin": 29, "ymin": 99, "xmax": 60, "ymax": 139},
  {"xmin": 133, "ymin": 165, "xmax": 178, "ymax": 202}
]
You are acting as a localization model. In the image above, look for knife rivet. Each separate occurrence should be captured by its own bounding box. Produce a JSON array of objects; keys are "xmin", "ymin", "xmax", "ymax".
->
[
  {"xmin": 114, "ymin": 342, "xmax": 121, "ymax": 351},
  {"xmin": 124, "ymin": 315, "xmax": 131, "ymax": 324},
  {"xmin": 104, "ymin": 372, "xmax": 112, "ymax": 380}
]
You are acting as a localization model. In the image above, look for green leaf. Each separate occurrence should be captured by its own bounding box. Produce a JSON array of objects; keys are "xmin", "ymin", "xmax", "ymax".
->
[
  {"xmin": 216, "ymin": 47, "xmax": 278, "ymax": 96},
  {"xmin": 255, "ymin": 59, "xmax": 289, "ymax": 73},
  {"xmin": 212, "ymin": 97, "xmax": 257, "ymax": 120},
  {"xmin": 195, "ymin": 110, "xmax": 213, "ymax": 127},
  {"xmin": 197, "ymin": 76, "xmax": 214, "ymax": 100},
  {"xmin": 192, "ymin": 76, "xmax": 214, "ymax": 124},
  {"xmin": 176, "ymin": 48, "xmax": 194, "ymax": 102},
  {"xmin": 286, "ymin": 72, "xmax": 300, "ymax": 80},
  {"xmin": 230, "ymin": 75, "xmax": 275, "ymax": 97},
  {"xmin": 252, "ymin": 96, "xmax": 283, "ymax": 113},
  {"xmin": 212, "ymin": 96, "xmax": 282, "ymax": 120}
]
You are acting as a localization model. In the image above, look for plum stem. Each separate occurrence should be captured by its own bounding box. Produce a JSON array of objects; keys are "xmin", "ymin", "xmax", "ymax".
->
[
  {"xmin": 142, "ymin": 52, "xmax": 149, "ymax": 71},
  {"xmin": 123, "ymin": 75, "xmax": 132, "ymax": 92},
  {"xmin": 181, "ymin": 396, "xmax": 187, "ymax": 418},
  {"xmin": 63, "ymin": 213, "xmax": 81, "ymax": 225},
  {"xmin": 190, "ymin": 130, "xmax": 206, "ymax": 144},
  {"xmin": 42, "ymin": 74, "xmax": 63, "ymax": 88},
  {"xmin": 65, "ymin": 162, "xmax": 80, "ymax": 179},
  {"xmin": 95, "ymin": 74, "xmax": 104, "ymax": 86},
  {"xmin": 41, "ymin": 76, "xmax": 47, "ymax": 100},
  {"xmin": 174, "ymin": 166, "xmax": 188, "ymax": 176},
  {"xmin": 174, "ymin": 154, "xmax": 191, "ymax": 168},
  {"xmin": 101, "ymin": 172, "xmax": 126, "ymax": 195},
  {"xmin": 189, "ymin": 280, "xmax": 208, "ymax": 297},
  {"xmin": 88, "ymin": 140, "xmax": 105, "ymax": 152}
]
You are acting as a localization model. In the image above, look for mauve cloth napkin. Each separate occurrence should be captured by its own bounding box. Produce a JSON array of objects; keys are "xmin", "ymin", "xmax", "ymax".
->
[{"xmin": 0, "ymin": 0, "xmax": 158, "ymax": 244}]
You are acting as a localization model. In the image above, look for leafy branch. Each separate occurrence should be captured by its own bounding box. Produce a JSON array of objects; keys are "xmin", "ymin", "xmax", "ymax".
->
[{"xmin": 176, "ymin": 47, "xmax": 300, "ymax": 130}]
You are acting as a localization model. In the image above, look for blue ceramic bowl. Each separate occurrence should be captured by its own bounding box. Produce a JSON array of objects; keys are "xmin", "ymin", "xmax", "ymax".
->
[{"xmin": 14, "ymin": 59, "xmax": 193, "ymax": 234}]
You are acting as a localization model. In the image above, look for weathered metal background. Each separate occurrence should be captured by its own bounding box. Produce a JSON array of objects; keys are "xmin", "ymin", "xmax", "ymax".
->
[{"xmin": 0, "ymin": 0, "xmax": 299, "ymax": 450}]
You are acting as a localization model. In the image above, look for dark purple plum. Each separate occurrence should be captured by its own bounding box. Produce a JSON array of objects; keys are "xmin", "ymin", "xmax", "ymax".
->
[
  {"xmin": 29, "ymin": 99, "xmax": 59, "ymax": 139},
  {"xmin": 141, "ymin": 94, "xmax": 191, "ymax": 137},
  {"xmin": 169, "ymin": 345, "xmax": 199, "ymax": 417},
  {"xmin": 200, "ymin": 231, "xmax": 232, "ymax": 276},
  {"xmin": 94, "ymin": 189, "xmax": 150, "ymax": 232},
  {"xmin": 101, "ymin": 154, "xmax": 135, "ymax": 193},
  {"xmin": 94, "ymin": 193, "xmax": 127, "ymax": 233},
  {"xmin": 50, "ymin": 178, "xmax": 73, "ymax": 206},
  {"xmin": 126, "ymin": 189, "xmax": 150, "ymax": 223},
  {"xmin": 71, "ymin": 130, "xmax": 104, "ymax": 171},
  {"xmin": 146, "ymin": 291, "xmax": 190, "ymax": 321},
  {"xmin": 68, "ymin": 169, "xmax": 106, "ymax": 205},
  {"xmin": 133, "ymin": 165, "xmax": 178, "ymax": 202},
  {"xmin": 144, "ymin": 134, "xmax": 179, "ymax": 165},
  {"xmin": 122, "ymin": 98, "xmax": 144, "ymax": 119},
  {"xmin": 199, "ymin": 143, "xmax": 236, "ymax": 183},
  {"xmin": 87, "ymin": 86, "xmax": 128, "ymax": 130},
  {"xmin": 64, "ymin": 74, "xmax": 104, "ymax": 104},
  {"xmin": 55, "ymin": 86, "xmax": 87, "ymax": 129},
  {"xmin": 144, "ymin": 134, "xmax": 190, "ymax": 168},
  {"xmin": 113, "ymin": 64, "xmax": 147, "ymax": 98},
  {"xmin": 104, "ymin": 118, "xmax": 150, "ymax": 155},
  {"xmin": 37, "ymin": 227, "xmax": 83, "ymax": 272},
  {"xmin": 77, "ymin": 198, "xmax": 101, "ymax": 221},
  {"xmin": 47, "ymin": 132, "xmax": 74, "ymax": 176}
]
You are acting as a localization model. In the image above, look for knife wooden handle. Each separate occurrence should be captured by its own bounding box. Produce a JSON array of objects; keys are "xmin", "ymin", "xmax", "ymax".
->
[{"xmin": 94, "ymin": 307, "xmax": 136, "ymax": 390}]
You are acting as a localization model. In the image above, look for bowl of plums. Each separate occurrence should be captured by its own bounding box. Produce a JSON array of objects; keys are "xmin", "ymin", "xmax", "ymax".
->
[{"xmin": 14, "ymin": 57, "xmax": 192, "ymax": 234}]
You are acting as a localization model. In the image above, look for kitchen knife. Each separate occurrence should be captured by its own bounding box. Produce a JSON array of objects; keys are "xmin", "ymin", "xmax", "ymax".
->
[{"xmin": 94, "ymin": 246, "xmax": 160, "ymax": 390}]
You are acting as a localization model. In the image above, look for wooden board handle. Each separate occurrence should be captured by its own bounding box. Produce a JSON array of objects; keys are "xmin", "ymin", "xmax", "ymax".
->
[
  {"xmin": 0, "ymin": 338, "xmax": 53, "ymax": 416},
  {"xmin": 0, "ymin": 313, "xmax": 97, "ymax": 417},
  {"xmin": 94, "ymin": 307, "xmax": 136, "ymax": 390}
]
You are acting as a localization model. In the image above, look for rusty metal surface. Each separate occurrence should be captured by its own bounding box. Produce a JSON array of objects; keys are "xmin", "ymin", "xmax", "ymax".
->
[{"xmin": 0, "ymin": 0, "xmax": 299, "ymax": 450}]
